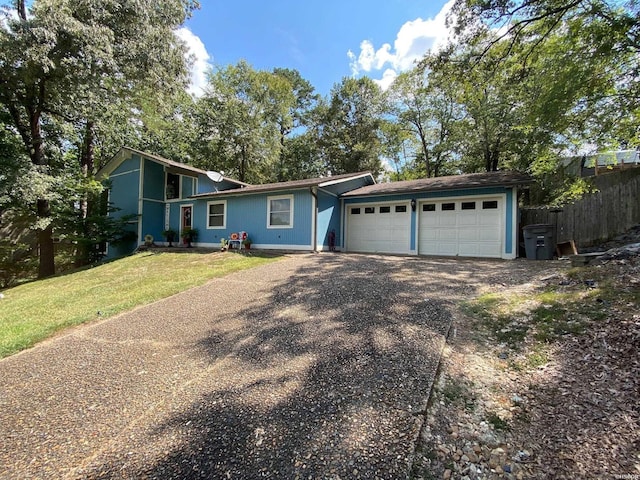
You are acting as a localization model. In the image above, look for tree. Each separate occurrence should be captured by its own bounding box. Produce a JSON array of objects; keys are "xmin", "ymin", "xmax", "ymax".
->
[
  {"xmin": 0, "ymin": 0, "xmax": 196, "ymax": 276},
  {"xmin": 272, "ymin": 68, "xmax": 319, "ymax": 180},
  {"xmin": 193, "ymin": 61, "xmax": 287, "ymax": 183},
  {"xmin": 388, "ymin": 63, "xmax": 461, "ymax": 178},
  {"xmin": 317, "ymin": 77, "xmax": 386, "ymax": 176},
  {"xmin": 450, "ymin": 0, "xmax": 639, "ymax": 147}
]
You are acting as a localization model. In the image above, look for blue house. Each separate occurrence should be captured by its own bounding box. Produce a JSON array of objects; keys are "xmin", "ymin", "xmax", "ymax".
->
[{"xmin": 98, "ymin": 147, "xmax": 531, "ymax": 259}]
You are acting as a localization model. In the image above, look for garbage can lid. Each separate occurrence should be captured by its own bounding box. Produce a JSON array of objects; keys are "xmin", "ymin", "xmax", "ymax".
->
[{"xmin": 523, "ymin": 223, "xmax": 555, "ymax": 230}]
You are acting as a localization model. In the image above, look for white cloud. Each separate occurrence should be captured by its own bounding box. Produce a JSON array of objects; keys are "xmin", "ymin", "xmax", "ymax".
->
[
  {"xmin": 175, "ymin": 27, "xmax": 212, "ymax": 97},
  {"xmin": 375, "ymin": 69, "xmax": 399, "ymax": 91},
  {"xmin": 348, "ymin": 0, "xmax": 456, "ymax": 89}
]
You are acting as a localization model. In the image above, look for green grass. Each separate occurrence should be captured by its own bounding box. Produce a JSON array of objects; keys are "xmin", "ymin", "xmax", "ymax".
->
[
  {"xmin": 0, "ymin": 251, "xmax": 280, "ymax": 358},
  {"xmin": 462, "ymin": 265, "xmax": 629, "ymax": 367}
]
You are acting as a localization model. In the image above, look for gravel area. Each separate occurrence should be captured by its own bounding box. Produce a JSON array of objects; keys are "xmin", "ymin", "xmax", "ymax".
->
[
  {"xmin": 412, "ymin": 240, "xmax": 640, "ymax": 479},
  {"xmin": 0, "ymin": 253, "xmax": 554, "ymax": 479}
]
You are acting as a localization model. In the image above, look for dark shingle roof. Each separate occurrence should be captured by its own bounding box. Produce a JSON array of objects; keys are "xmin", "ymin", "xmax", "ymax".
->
[
  {"xmin": 341, "ymin": 171, "xmax": 532, "ymax": 197},
  {"xmin": 191, "ymin": 172, "xmax": 373, "ymax": 198}
]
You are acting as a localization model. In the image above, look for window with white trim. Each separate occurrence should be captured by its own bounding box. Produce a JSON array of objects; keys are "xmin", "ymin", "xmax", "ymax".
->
[
  {"xmin": 207, "ymin": 201, "xmax": 226, "ymax": 229},
  {"xmin": 268, "ymin": 195, "xmax": 293, "ymax": 228}
]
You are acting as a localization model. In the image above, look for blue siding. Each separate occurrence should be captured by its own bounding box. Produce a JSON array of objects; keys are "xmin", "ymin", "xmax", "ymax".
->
[
  {"xmin": 105, "ymin": 156, "xmax": 141, "ymax": 259},
  {"xmin": 505, "ymin": 189, "xmax": 513, "ymax": 254},
  {"xmin": 197, "ymin": 176, "xmax": 240, "ymax": 194},
  {"xmin": 141, "ymin": 200, "xmax": 166, "ymax": 242},
  {"xmin": 182, "ymin": 176, "xmax": 195, "ymax": 198},
  {"xmin": 111, "ymin": 155, "xmax": 140, "ymax": 177},
  {"xmin": 191, "ymin": 190, "xmax": 313, "ymax": 248},
  {"xmin": 317, "ymin": 190, "xmax": 341, "ymax": 249},
  {"xmin": 142, "ymin": 159, "xmax": 165, "ymax": 201},
  {"xmin": 109, "ymin": 167, "xmax": 140, "ymax": 219}
]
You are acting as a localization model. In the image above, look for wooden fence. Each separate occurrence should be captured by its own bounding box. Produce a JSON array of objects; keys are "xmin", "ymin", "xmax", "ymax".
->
[{"xmin": 521, "ymin": 168, "xmax": 640, "ymax": 248}]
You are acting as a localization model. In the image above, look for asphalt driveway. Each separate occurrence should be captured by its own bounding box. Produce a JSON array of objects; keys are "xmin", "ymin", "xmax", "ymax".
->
[{"xmin": 0, "ymin": 253, "xmax": 520, "ymax": 479}]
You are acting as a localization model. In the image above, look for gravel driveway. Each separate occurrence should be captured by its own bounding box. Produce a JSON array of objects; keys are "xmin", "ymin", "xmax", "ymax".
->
[{"xmin": 0, "ymin": 253, "xmax": 531, "ymax": 479}]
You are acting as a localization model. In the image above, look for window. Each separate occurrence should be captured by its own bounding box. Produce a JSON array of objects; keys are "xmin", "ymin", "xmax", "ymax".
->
[
  {"xmin": 461, "ymin": 202, "xmax": 476, "ymax": 210},
  {"xmin": 483, "ymin": 200, "xmax": 498, "ymax": 209},
  {"xmin": 442, "ymin": 203, "xmax": 455, "ymax": 211},
  {"xmin": 268, "ymin": 195, "xmax": 293, "ymax": 228},
  {"xmin": 207, "ymin": 201, "xmax": 226, "ymax": 229},
  {"xmin": 379, "ymin": 206, "xmax": 391, "ymax": 213},
  {"xmin": 351, "ymin": 207, "xmax": 361, "ymax": 214},
  {"xmin": 395, "ymin": 205, "xmax": 407, "ymax": 213},
  {"xmin": 166, "ymin": 173, "xmax": 180, "ymax": 200},
  {"xmin": 423, "ymin": 204, "xmax": 436, "ymax": 212},
  {"xmin": 364, "ymin": 207, "xmax": 375, "ymax": 214}
]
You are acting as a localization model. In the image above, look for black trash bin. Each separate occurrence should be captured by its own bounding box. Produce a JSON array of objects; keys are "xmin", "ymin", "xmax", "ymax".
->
[{"xmin": 523, "ymin": 224, "xmax": 556, "ymax": 260}]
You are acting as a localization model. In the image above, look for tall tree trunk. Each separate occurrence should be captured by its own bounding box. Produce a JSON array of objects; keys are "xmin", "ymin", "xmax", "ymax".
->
[
  {"xmin": 30, "ymin": 108, "xmax": 55, "ymax": 278},
  {"xmin": 75, "ymin": 121, "xmax": 95, "ymax": 267},
  {"xmin": 278, "ymin": 126, "xmax": 286, "ymax": 181},
  {"xmin": 239, "ymin": 144, "xmax": 247, "ymax": 182}
]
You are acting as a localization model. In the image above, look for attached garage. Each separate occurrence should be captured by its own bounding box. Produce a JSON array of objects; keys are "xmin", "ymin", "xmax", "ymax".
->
[
  {"xmin": 418, "ymin": 197, "xmax": 503, "ymax": 258},
  {"xmin": 341, "ymin": 171, "xmax": 532, "ymax": 259},
  {"xmin": 346, "ymin": 202, "xmax": 411, "ymax": 254}
]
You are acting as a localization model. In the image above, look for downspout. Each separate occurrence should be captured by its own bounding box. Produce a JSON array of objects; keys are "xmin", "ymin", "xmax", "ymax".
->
[{"xmin": 310, "ymin": 187, "xmax": 318, "ymax": 252}]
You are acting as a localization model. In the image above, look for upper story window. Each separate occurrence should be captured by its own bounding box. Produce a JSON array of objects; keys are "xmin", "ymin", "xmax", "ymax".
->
[
  {"xmin": 166, "ymin": 173, "xmax": 180, "ymax": 200},
  {"xmin": 268, "ymin": 195, "xmax": 294, "ymax": 228}
]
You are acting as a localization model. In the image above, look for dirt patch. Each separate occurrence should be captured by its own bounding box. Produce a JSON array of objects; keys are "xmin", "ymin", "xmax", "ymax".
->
[{"xmin": 412, "ymin": 251, "xmax": 640, "ymax": 479}]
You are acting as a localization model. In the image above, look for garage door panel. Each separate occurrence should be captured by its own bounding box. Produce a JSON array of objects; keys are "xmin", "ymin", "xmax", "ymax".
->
[
  {"xmin": 347, "ymin": 204, "xmax": 410, "ymax": 254},
  {"xmin": 418, "ymin": 198, "xmax": 503, "ymax": 258},
  {"xmin": 478, "ymin": 227, "xmax": 501, "ymax": 242},
  {"xmin": 437, "ymin": 229, "xmax": 458, "ymax": 241}
]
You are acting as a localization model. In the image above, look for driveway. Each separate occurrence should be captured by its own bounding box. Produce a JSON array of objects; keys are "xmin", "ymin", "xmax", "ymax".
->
[{"xmin": 0, "ymin": 253, "xmax": 529, "ymax": 479}]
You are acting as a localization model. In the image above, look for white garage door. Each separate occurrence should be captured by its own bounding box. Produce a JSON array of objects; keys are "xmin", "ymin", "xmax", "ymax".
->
[
  {"xmin": 418, "ymin": 198, "xmax": 503, "ymax": 258},
  {"xmin": 347, "ymin": 203, "xmax": 411, "ymax": 254}
]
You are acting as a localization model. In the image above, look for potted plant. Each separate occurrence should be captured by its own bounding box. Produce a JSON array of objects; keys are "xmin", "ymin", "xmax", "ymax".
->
[
  {"xmin": 162, "ymin": 228, "xmax": 177, "ymax": 247},
  {"xmin": 181, "ymin": 228, "xmax": 198, "ymax": 248},
  {"xmin": 220, "ymin": 238, "xmax": 229, "ymax": 251},
  {"xmin": 242, "ymin": 236, "xmax": 252, "ymax": 250},
  {"xmin": 144, "ymin": 234, "xmax": 154, "ymax": 247}
]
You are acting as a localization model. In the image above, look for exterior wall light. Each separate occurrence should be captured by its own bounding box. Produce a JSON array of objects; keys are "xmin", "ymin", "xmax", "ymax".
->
[{"xmin": 411, "ymin": 198, "xmax": 416, "ymax": 211}]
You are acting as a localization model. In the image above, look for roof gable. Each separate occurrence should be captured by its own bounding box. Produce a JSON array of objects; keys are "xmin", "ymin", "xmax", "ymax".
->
[{"xmin": 96, "ymin": 147, "xmax": 248, "ymax": 188}]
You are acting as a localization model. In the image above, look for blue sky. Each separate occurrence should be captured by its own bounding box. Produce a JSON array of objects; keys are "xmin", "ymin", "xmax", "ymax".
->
[{"xmin": 179, "ymin": 0, "xmax": 455, "ymax": 96}]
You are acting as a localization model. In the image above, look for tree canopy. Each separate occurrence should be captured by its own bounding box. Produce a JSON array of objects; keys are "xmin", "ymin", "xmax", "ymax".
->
[{"xmin": 1, "ymin": 0, "xmax": 637, "ymax": 280}]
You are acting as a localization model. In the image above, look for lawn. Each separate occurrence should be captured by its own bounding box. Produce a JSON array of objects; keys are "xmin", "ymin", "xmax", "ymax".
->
[{"xmin": 0, "ymin": 251, "xmax": 280, "ymax": 359}]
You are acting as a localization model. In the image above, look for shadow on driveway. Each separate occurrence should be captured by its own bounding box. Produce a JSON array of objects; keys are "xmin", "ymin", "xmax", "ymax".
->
[{"xmin": 1, "ymin": 253, "xmax": 538, "ymax": 479}]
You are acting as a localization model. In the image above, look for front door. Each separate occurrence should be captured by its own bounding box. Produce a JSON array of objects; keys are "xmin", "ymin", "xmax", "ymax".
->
[{"xmin": 180, "ymin": 205, "xmax": 192, "ymax": 243}]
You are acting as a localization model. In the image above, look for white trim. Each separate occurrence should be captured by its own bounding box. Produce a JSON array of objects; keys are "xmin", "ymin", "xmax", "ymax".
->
[
  {"xmin": 180, "ymin": 204, "xmax": 194, "ymax": 239},
  {"xmin": 267, "ymin": 194, "xmax": 294, "ymax": 229},
  {"xmin": 206, "ymin": 200, "xmax": 227, "ymax": 229},
  {"xmin": 254, "ymin": 244, "xmax": 312, "ymax": 251},
  {"xmin": 318, "ymin": 172, "xmax": 373, "ymax": 188},
  {"xmin": 165, "ymin": 170, "xmax": 181, "ymax": 202},
  {"xmin": 184, "ymin": 243, "xmax": 313, "ymax": 251},
  {"xmin": 141, "ymin": 197, "xmax": 166, "ymax": 204},
  {"xmin": 108, "ymin": 168, "xmax": 140, "ymax": 178}
]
